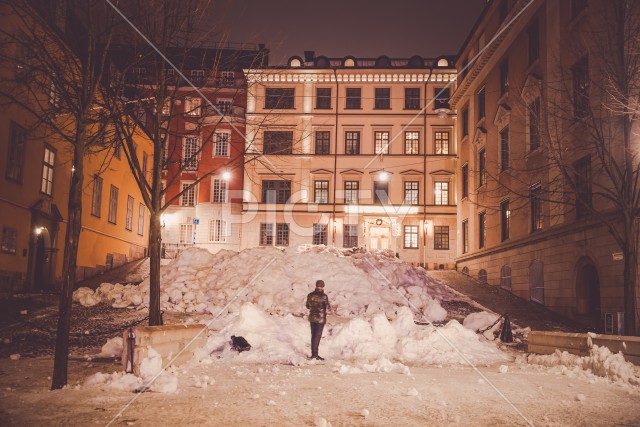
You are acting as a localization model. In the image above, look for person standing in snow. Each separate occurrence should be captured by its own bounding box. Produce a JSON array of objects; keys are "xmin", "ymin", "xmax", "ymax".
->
[{"xmin": 306, "ymin": 280, "xmax": 331, "ymax": 360}]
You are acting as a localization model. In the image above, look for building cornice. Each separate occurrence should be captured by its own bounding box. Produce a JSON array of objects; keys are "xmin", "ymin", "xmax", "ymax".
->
[{"xmin": 244, "ymin": 70, "xmax": 456, "ymax": 85}]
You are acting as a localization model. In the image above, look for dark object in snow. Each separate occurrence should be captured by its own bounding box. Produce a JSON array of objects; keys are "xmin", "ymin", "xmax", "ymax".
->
[
  {"xmin": 499, "ymin": 314, "xmax": 513, "ymax": 343},
  {"xmin": 230, "ymin": 335, "xmax": 251, "ymax": 352}
]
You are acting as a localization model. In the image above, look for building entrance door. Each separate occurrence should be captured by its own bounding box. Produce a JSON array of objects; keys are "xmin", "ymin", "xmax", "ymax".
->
[{"xmin": 369, "ymin": 226, "xmax": 390, "ymax": 250}]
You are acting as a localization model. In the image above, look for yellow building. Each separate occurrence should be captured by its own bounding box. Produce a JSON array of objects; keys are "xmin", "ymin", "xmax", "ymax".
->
[{"xmin": 0, "ymin": 1, "xmax": 151, "ymax": 293}]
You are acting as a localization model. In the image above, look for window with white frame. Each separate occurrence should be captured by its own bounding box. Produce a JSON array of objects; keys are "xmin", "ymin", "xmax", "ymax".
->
[
  {"xmin": 434, "ymin": 181, "xmax": 449, "ymax": 205},
  {"xmin": 138, "ymin": 203, "xmax": 147, "ymax": 236},
  {"xmin": 214, "ymin": 132, "xmax": 230, "ymax": 157},
  {"xmin": 108, "ymin": 185, "xmax": 118, "ymax": 224},
  {"xmin": 211, "ymin": 178, "xmax": 227, "ymax": 203},
  {"xmin": 179, "ymin": 223, "xmax": 193, "ymax": 244},
  {"xmin": 161, "ymin": 98, "xmax": 171, "ymax": 115},
  {"xmin": 260, "ymin": 223, "xmax": 273, "ymax": 245},
  {"xmin": 343, "ymin": 224, "xmax": 358, "ymax": 248},
  {"xmin": 276, "ymin": 223, "xmax": 289, "ymax": 246},
  {"xmin": 125, "ymin": 195, "xmax": 134, "ymax": 231},
  {"xmin": 434, "ymin": 131, "xmax": 450, "ymax": 155},
  {"xmin": 190, "ymin": 69, "xmax": 205, "ymax": 85},
  {"xmin": 404, "ymin": 131, "xmax": 419, "ymax": 154},
  {"xmin": 217, "ymin": 99, "xmax": 232, "ymax": 115},
  {"xmin": 184, "ymin": 97, "xmax": 201, "ymax": 116},
  {"xmin": 221, "ymin": 71, "xmax": 234, "ymax": 86},
  {"xmin": 209, "ymin": 219, "xmax": 227, "ymax": 242},
  {"xmin": 374, "ymin": 131, "xmax": 390, "ymax": 154},
  {"xmin": 41, "ymin": 146, "xmax": 55, "ymax": 196},
  {"xmin": 404, "ymin": 181, "xmax": 419, "ymax": 205},
  {"xmin": 92, "ymin": 175, "xmax": 103, "ymax": 217},
  {"xmin": 181, "ymin": 182, "xmax": 195, "ymax": 206},
  {"xmin": 314, "ymin": 180, "xmax": 329, "ymax": 204},
  {"xmin": 344, "ymin": 181, "xmax": 359, "ymax": 204},
  {"xmin": 403, "ymin": 225, "xmax": 418, "ymax": 249},
  {"xmin": 313, "ymin": 224, "xmax": 328, "ymax": 245},
  {"xmin": 182, "ymin": 136, "xmax": 199, "ymax": 170},
  {"xmin": 1, "ymin": 227, "xmax": 17, "ymax": 254}
]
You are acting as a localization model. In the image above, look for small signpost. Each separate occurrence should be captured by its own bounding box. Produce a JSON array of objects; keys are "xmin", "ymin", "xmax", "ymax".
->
[{"xmin": 612, "ymin": 252, "xmax": 623, "ymax": 261}]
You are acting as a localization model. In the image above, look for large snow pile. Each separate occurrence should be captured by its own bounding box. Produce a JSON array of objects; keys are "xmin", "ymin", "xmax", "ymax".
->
[
  {"xmin": 74, "ymin": 246, "xmax": 458, "ymax": 322},
  {"xmin": 197, "ymin": 303, "xmax": 510, "ymax": 367}
]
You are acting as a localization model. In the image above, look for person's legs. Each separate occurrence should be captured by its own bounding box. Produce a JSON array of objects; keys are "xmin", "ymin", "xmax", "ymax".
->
[{"xmin": 310, "ymin": 322, "xmax": 325, "ymax": 358}]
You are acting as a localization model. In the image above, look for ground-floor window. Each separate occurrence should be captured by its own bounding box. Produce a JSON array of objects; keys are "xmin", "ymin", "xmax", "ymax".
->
[
  {"xmin": 403, "ymin": 225, "xmax": 418, "ymax": 249},
  {"xmin": 313, "ymin": 223, "xmax": 328, "ymax": 245},
  {"xmin": 260, "ymin": 223, "xmax": 273, "ymax": 246},
  {"xmin": 433, "ymin": 225, "xmax": 449, "ymax": 250},
  {"xmin": 179, "ymin": 224, "xmax": 193, "ymax": 244},
  {"xmin": 1, "ymin": 227, "xmax": 17, "ymax": 254},
  {"xmin": 343, "ymin": 224, "xmax": 358, "ymax": 248},
  {"xmin": 276, "ymin": 223, "xmax": 289, "ymax": 246}
]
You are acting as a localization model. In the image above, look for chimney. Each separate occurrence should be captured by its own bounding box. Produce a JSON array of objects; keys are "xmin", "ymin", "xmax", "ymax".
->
[{"xmin": 304, "ymin": 51, "xmax": 315, "ymax": 63}]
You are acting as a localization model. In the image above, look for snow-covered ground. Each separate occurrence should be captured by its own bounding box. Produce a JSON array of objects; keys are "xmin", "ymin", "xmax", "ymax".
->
[{"xmin": 2, "ymin": 246, "xmax": 639, "ymax": 426}]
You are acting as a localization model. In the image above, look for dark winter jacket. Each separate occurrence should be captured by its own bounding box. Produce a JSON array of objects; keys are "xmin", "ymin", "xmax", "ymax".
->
[{"xmin": 306, "ymin": 289, "xmax": 330, "ymax": 324}]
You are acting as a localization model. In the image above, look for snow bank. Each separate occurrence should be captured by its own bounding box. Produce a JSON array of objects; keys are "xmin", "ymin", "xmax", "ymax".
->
[
  {"xmin": 199, "ymin": 303, "xmax": 510, "ymax": 367},
  {"xmin": 527, "ymin": 345, "xmax": 640, "ymax": 386},
  {"xmin": 96, "ymin": 337, "xmax": 123, "ymax": 358},
  {"xmin": 73, "ymin": 246, "xmax": 457, "ymax": 322}
]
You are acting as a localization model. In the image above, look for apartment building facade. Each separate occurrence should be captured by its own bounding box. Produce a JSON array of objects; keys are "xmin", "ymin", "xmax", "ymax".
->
[
  {"xmin": 243, "ymin": 53, "xmax": 457, "ymax": 267},
  {"xmin": 156, "ymin": 46, "xmax": 269, "ymax": 257},
  {"xmin": 0, "ymin": 0, "xmax": 152, "ymax": 292},
  {"xmin": 452, "ymin": 0, "xmax": 635, "ymax": 332}
]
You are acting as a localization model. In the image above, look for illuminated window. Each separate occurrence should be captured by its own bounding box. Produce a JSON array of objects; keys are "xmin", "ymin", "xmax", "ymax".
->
[
  {"xmin": 403, "ymin": 225, "xmax": 418, "ymax": 249},
  {"xmin": 404, "ymin": 131, "xmax": 419, "ymax": 154},
  {"xmin": 40, "ymin": 146, "xmax": 55, "ymax": 196},
  {"xmin": 374, "ymin": 131, "xmax": 390, "ymax": 154},
  {"xmin": 185, "ymin": 97, "xmax": 201, "ymax": 116},
  {"xmin": 214, "ymin": 132, "xmax": 230, "ymax": 157},
  {"xmin": 345, "ymin": 131, "xmax": 360, "ymax": 155},
  {"xmin": 501, "ymin": 200, "xmax": 510, "ymax": 241},
  {"xmin": 434, "ymin": 131, "xmax": 449, "ymax": 155},
  {"xmin": 314, "ymin": 180, "xmax": 329, "ymax": 204},
  {"xmin": 212, "ymin": 179, "xmax": 227, "ymax": 203},
  {"xmin": 182, "ymin": 136, "xmax": 199, "ymax": 170},
  {"xmin": 344, "ymin": 181, "xmax": 359, "ymax": 204},
  {"xmin": 181, "ymin": 182, "xmax": 195, "ymax": 206},
  {"xmin": 434, "ymin": 182, "xmax": 449, "ymax": 205},
  {"xmin": 404, "ymin": 181, "xmax": 419, "ymax": 205},
  {"xmin": 209, "ymin": 219, "xmax": 227, "ymax": 242}
]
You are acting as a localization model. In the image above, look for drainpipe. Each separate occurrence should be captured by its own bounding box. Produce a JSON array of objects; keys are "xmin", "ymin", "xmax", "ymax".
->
[
  {"xmin": 423, "ymin": 65, "xmax": 434, "ymax": 269},
  {"xmin": 331, "ymin": 67, "xmax": 339, "ymax": 245}
]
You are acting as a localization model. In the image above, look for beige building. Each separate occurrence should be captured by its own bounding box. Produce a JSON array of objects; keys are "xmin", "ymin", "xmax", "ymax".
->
[
  {"xmin": 452, "ymin": 0, "xmax": 635, "ymax": 333},
  {"xmin": 243, "ymin": 53, "xmax": 457, "ymax": 267}
]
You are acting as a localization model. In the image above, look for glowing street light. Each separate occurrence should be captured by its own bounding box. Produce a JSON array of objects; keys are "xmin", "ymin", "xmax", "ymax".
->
[{"xmin": 222, "ymin": 171, "xmax": 232, "ymax": 181}]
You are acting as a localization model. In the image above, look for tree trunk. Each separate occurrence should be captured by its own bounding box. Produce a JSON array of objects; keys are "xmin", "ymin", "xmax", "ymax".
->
[
  {"xmin": 623, "ymin": 244, "xmax": 638, "ymax": 336},
  {"xmin": 148, "ymin": 211, "xmax": 163, "ymax": 326},
  {"xmin": 51, "ymin": 132, "xmax": 85, "ymax": 390}
]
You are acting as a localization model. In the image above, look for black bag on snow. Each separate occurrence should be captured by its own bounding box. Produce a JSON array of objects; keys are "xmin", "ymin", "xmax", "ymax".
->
[{"xmin": 230, "ymin": 335, "xmax": 251, "ymax": 352}]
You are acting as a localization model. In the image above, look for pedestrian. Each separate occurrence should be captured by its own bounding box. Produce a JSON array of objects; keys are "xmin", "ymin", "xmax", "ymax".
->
[{"xmin": 306, "ymin": 279, "xmax": 331, "ymax": 360}]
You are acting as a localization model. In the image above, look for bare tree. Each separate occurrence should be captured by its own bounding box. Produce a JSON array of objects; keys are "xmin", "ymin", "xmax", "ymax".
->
[
  {"xmin": 103, "ymin": 0, "xmax": 270, "ymax": 326},
  {"xmin": 0, "ymin": 0, "xmax": 119, "ymax": 387}
]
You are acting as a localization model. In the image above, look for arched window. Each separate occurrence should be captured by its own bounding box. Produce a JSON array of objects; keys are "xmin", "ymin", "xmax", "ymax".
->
[
  {"xmin": 461, "ymin": 266, "xmax": 469, "ymax": 275},
  {"xmin": 478, "ymin": 269, "xmax": 488, "ymax": 283},
  {"xmin": 500, "ymin": 265, "xmax": 512, "ymax": 291}
]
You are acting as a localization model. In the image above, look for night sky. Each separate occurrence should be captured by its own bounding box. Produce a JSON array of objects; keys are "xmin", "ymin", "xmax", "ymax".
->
[{"xmin": 213, "ymin": 0, "xmax": 487, "ymax": 65}]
